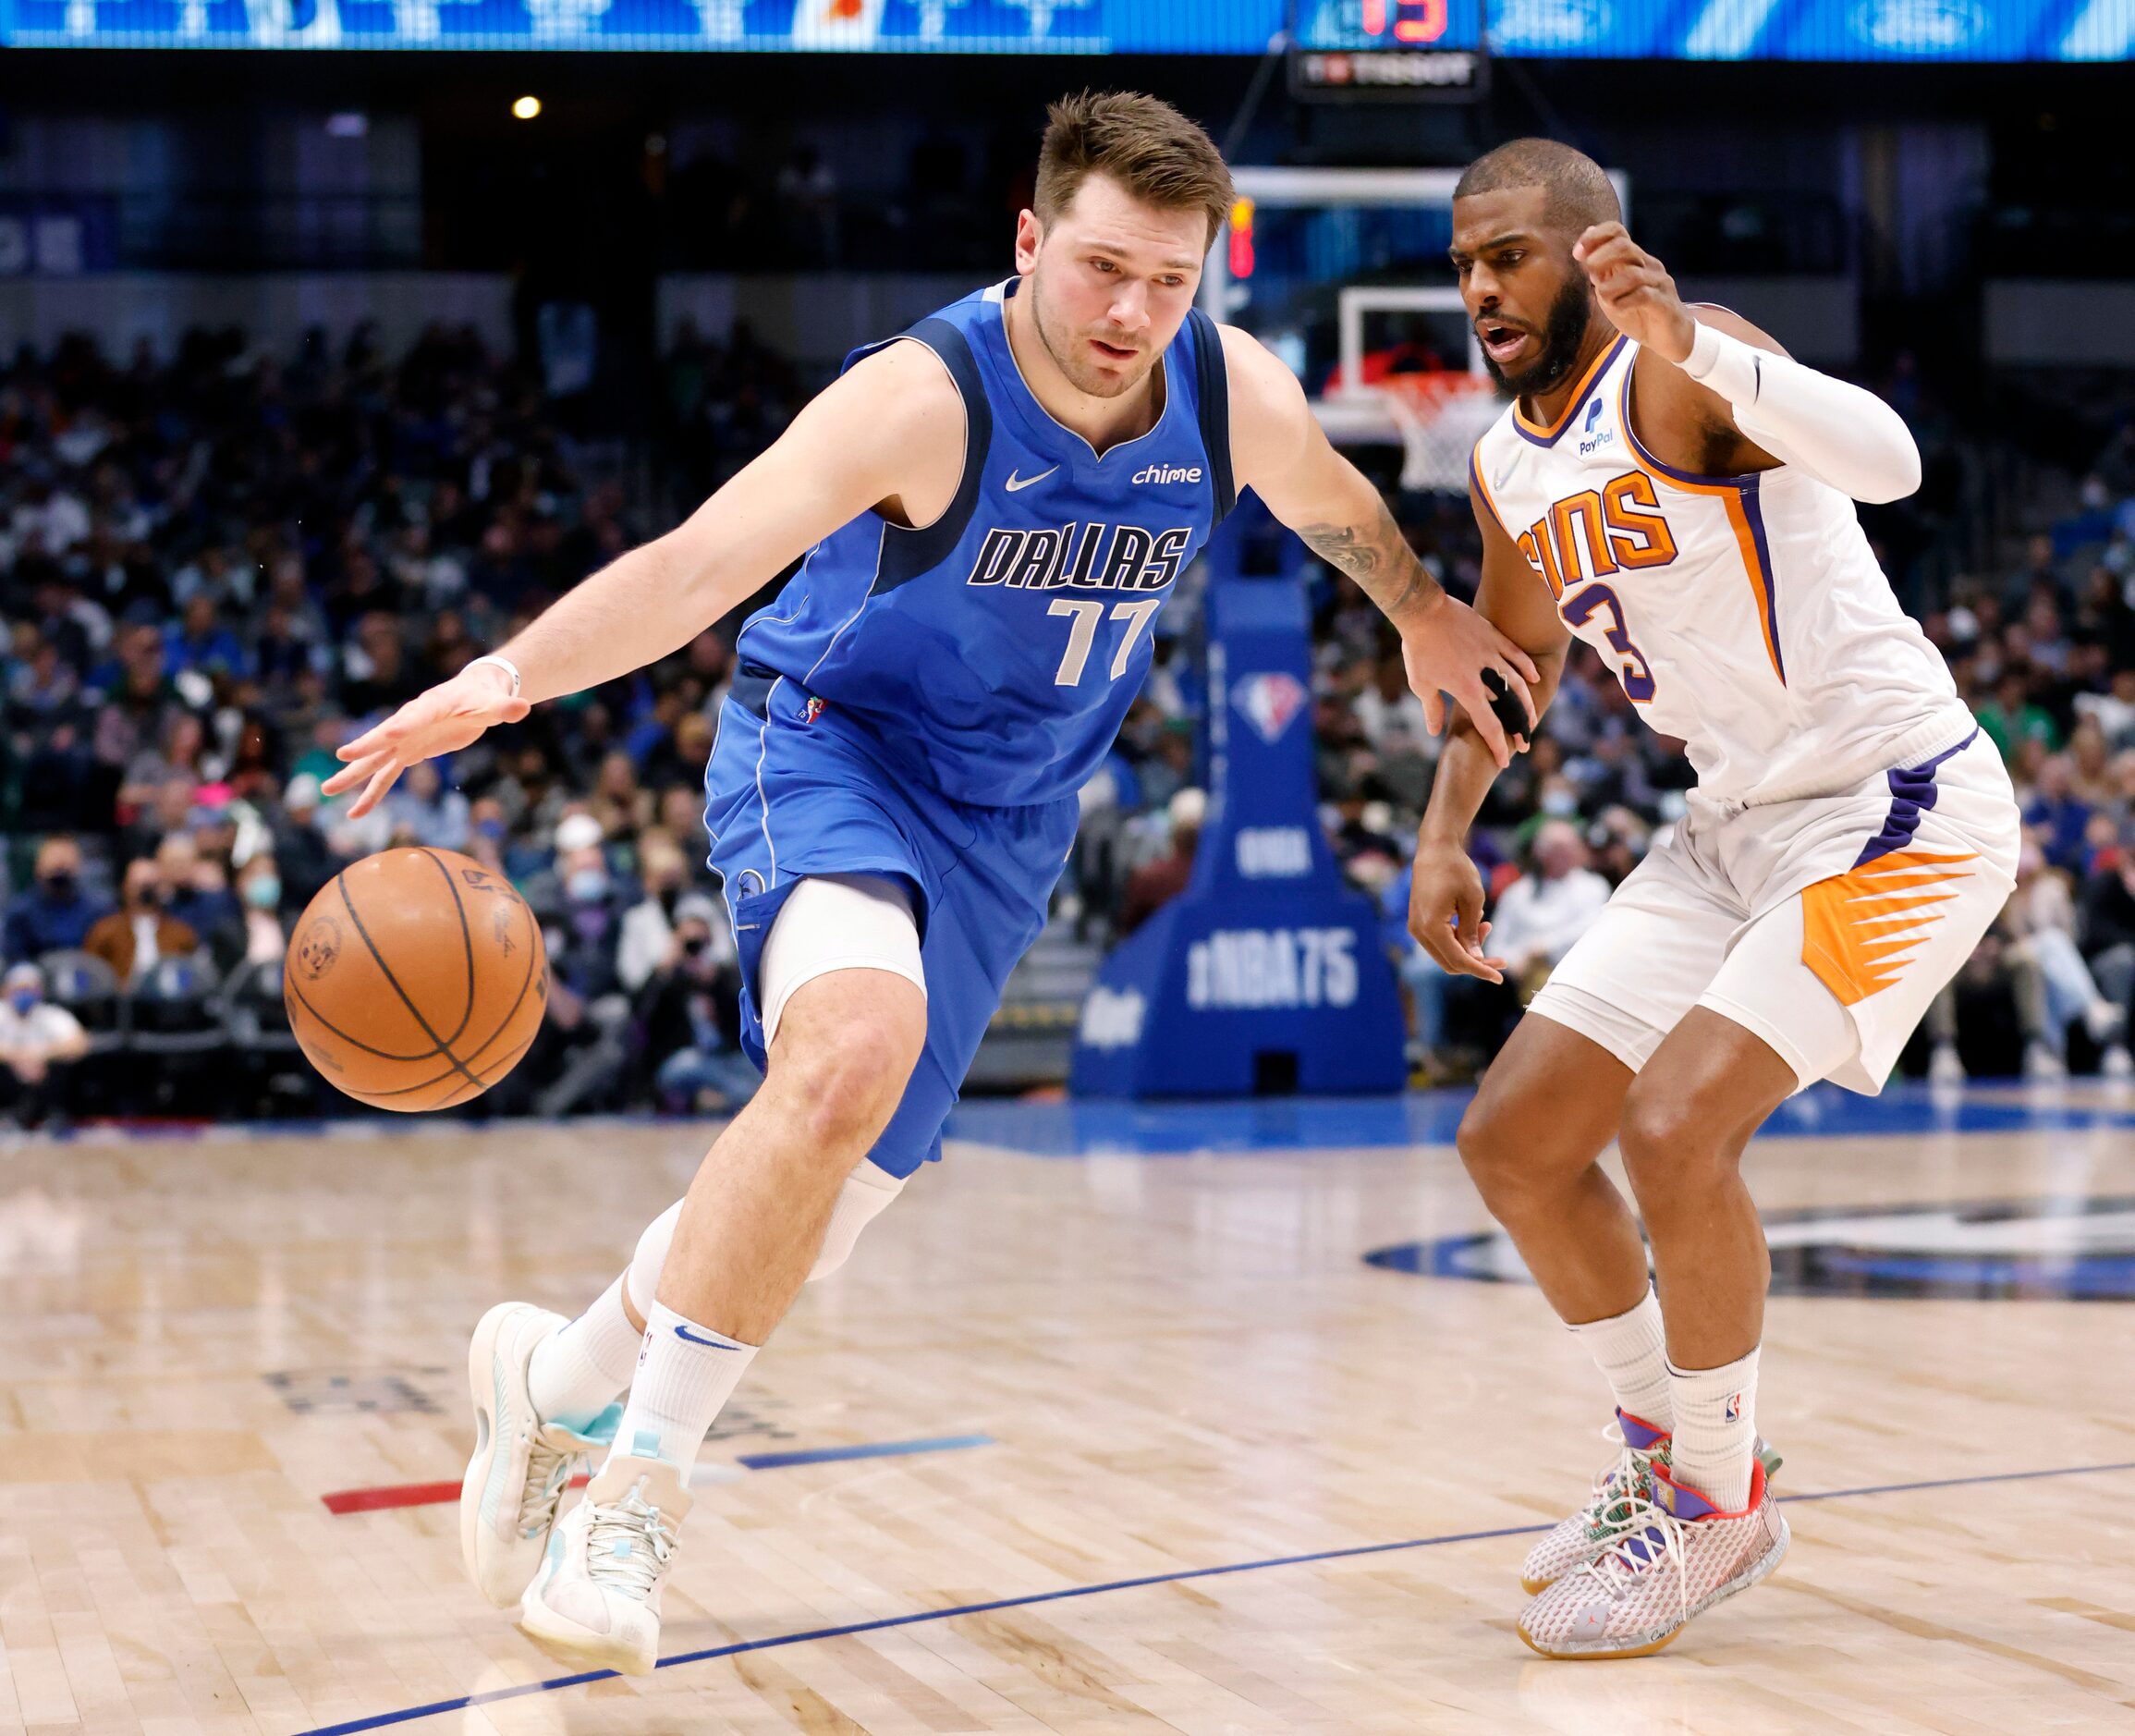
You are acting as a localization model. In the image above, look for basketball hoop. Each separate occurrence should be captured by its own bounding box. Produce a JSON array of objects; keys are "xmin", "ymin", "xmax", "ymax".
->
[{"xmin": 1341, "ymin": 372, "xmax": 1502, "ymax": 494}]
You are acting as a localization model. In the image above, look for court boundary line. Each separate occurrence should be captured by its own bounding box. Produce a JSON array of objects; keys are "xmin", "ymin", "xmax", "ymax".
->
[{"xmin": 291, "ymin": 1456, "xmax": 2135, "ymax": 1735}]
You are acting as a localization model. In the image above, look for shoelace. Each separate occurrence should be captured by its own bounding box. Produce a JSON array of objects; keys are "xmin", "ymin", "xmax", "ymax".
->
[
  {"xmin": 1580, "ymin": 1423, "xmax": 1664, "ymax": 1544},
  {"xmin": 517, "ymin": 1432, "xmax": 583, "ymax": 1539},
  {"xmin": 1574, "ymin": 1494, "xmax": 1693, "ymax": 1628},
  {"xmin": 580, "ymin": 1492, "xmax": 677, "ymax": 1602}
]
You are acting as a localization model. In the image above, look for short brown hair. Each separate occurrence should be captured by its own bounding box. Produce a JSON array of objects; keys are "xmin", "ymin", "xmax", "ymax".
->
[{"xmin": 1035, "ymin": 91, "xmax": 1234, "ymax": 249}]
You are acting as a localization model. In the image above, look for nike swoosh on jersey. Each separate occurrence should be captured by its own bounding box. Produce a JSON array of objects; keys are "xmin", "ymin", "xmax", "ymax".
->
[{"xmin": 1004, "ymin": 466, "xmax": 1057, "ymax": 492}]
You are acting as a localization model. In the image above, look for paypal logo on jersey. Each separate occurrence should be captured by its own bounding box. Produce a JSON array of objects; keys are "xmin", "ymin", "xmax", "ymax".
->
[
  {"xmin": 1579, "ymin": 396, "xmax": 1616, "ymax": 456},
  {"xmin": 966, "ymin": 522, "xmax": 1193, "ymax": 591}
]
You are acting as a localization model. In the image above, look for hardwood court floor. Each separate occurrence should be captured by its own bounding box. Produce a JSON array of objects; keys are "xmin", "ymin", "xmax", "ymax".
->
[{"xmin": 2, "ymin": 1089, "xmax": 2132, "ymax": 1735}]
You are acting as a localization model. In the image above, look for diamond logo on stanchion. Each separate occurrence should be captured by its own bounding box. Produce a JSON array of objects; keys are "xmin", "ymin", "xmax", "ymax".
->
[{"xmin": 1232, "ymin": 672, "xmax": 1309, "ymax": 743}]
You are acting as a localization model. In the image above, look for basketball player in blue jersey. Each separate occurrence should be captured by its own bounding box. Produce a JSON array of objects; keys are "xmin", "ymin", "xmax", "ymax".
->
[{"xmin": 326, "ymin": 92, "xmax": 1537, "ymax": 1673}]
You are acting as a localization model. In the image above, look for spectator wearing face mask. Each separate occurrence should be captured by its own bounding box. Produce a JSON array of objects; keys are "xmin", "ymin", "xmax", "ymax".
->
[
  {"xmin": 617, "ymin": 836, "xmax": 733, "ymax": 993},
  {"xmin": 236, "ymin": 853, "xmax": 289, "ymax": 966},
  {"xmin": 636, "ymin": 908, "xmax": 759, "ymax": 1113},
  {"xmin": 271, "ymin": 774, "xmax": 342, "ymax": 913},
  {"xmin": 542, "ymin": 813, "xmax": 627, "ymax": 1004},
  {"xmin": 0, "ymin": 961, "xmax": 90, "ymax": 1128},
  {"xmin": 157, "ymin": 833, "xmax": 244, "ymax": 971},
  {"xmin": 5, "ymin": 835, "xmax": 108, "ymax": 964},
  {"xmin": 85, "ymin": 858, "xmax": 200, "ymax": 984}
]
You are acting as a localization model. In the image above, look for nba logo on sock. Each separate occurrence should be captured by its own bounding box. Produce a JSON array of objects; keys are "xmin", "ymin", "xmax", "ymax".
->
[{"xmin": 1725, "ymin": 1392, "xmax": 1741, "ymax": 1423}]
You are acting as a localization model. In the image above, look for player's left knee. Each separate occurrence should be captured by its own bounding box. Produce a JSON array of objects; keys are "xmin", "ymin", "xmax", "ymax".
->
[{"xmin": 1616, "ymin": 1077, "xmax": 1729, "ymax": 1196}]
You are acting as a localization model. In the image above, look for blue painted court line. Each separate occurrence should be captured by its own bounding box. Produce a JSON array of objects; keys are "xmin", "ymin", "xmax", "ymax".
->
[
  {"xmin": 946, "ymin": 1083, "xmax": 2135, "ymax": 1157},
  {"xmin": 291, "ymin": 1456, "xmax": 2135, "ymax": 1735},
  {"xmin": 735, "ymin": 1433, "xmax": 993, "ymax": 1471}
]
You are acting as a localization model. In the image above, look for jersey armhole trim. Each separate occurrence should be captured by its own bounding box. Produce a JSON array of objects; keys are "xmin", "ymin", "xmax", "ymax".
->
[
  {"xmin": 1189, "ymin": 309, "xmax": 1237, "ymax": 529},
  {"xmin": 872, "ymin": 319, "xmax": 993, "ymax": 594}
]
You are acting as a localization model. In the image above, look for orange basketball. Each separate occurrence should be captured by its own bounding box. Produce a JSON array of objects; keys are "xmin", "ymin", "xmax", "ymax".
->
[{"xmin": 285, "ymin": 848, "xmax": 548, "ymax": 1112}]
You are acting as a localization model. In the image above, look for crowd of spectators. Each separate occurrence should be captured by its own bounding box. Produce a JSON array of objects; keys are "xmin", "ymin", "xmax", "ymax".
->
[
  {"xmin": 5, "ymin": 315, "xmax": 2135, "ymax": 1124},
  {"xmin": 0, "ymin": 319, "xmax": 785, "ymax": 1125}
]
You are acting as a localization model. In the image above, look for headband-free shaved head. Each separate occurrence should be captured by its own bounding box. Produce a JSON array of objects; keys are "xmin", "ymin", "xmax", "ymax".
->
[{"xmin": 1454, "ymin": 138, "xmax": 1620, "ymax": 235}]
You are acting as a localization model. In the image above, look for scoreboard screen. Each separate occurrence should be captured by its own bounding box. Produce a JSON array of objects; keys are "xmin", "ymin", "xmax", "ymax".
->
[
  {"xmin": 4, "ymin": 0, "xmax": 2120, "ymax": 58},
  {"xmin": 1290, "ymin": 0, "xmax": 1489, "ymax": 95}
]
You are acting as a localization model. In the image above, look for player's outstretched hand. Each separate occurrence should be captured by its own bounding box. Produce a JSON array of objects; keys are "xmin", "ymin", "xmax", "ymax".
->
[
  {"xmin": 1399, "ymin": 593, "xmax": 1540, "ymax": 770},
  {"xmin": 323, "ymin": 662, "xmax": 531, "ymax": 818},
  {"xmin": 1409, "ymin": 839, "xmax": 1506, "ymax": 984},
  {"xmin": 1574, "ymin": 222, "xmax": 1696, "ymax": 365}
]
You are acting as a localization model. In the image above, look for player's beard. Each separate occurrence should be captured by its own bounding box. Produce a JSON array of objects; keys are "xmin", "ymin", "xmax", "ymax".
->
[
  {"xmin": 1028, "ymin": 265, "xmax": 1153, "ymax": 401},
  {"xmin": 1484, "ymin": 274, "xmax": 1593, "ymax": 398}
]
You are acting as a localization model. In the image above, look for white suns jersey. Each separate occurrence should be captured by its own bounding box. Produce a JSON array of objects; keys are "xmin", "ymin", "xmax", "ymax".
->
[{"xmin": 1470, "ymin": 334, "xmax": 1972, "ymax": 804}]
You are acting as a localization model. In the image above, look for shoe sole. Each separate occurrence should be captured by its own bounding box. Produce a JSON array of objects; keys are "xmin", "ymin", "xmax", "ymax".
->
[
  {"xmin": 1518, "ymin": 1514, "xmax": 1791, "ymax": 1660},
  {"xmin": 459, "ymin": 1301, "xmax": 535, "ymax": 1608},
  {"xmin": 518, "ymin": 1595, "xmax": 657, "ymax": 1677}
]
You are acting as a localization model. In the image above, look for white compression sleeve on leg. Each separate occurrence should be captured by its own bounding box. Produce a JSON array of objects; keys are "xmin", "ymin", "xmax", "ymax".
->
[
  {"xmin": 1682, "ymin": 316, "xmax": 1922, "ymax": 504},
  {"xmin": 625, "ymin": 1160, "xmax": 904, "ymax": 1314},
  {"xmin": 809, "ymin": 1160, "xmax": 905, "ymax": 1280},
  {"xmin": 626, "ymin": 1199, "xmax": 684, "ymax": 1322},
  {"xmin": 757, "ymin": 873, "xmax": 925, "ymax": 1051}
]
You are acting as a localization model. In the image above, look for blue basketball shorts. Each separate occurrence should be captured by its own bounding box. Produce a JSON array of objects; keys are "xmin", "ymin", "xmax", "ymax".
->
[{"xmin": 702, "ymin": 672, "xmax": 1079, "ymax": 1179}]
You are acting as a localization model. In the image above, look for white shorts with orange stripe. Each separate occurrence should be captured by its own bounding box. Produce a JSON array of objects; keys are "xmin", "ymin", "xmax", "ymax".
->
[{"xmin": 1526, "ymin": 725, "xmax": 2019, "ymax": 1094}]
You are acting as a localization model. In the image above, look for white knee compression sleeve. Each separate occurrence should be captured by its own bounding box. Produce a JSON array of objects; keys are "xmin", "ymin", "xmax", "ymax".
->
[
  {"xmin": 757, "ymin": 873, "xmax": 925, "ymax": 1051},
  {"xmin": 624, "ymin": 1160, "xmax": 907, "ymax": 1318},
  {"xmin": 808, "ymin": 1159, "xmax": 904, "ymax": 1279}
]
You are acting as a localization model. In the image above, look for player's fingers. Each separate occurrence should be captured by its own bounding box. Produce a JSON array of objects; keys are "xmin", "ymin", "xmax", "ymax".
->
[
  {"xmin": 1493, "ymin": 632, "xmax": 1543, "ymax": 690},
  {"xmin": 1495, "ymin": 659, "xmax": 1539, "ymax": 728},
  {"xmin": 321, "ymin": 752, "xmax": 387, "ymax": 797},
  {"xmin": 1572, "ymin": 221, "xmax": 1628, "ymax": 260},
  {"xmin": 1459, "ymin": 677, "xmax": 1513, "ymax": 768},
  {"xmin": 348, "ymin": 759, "xmax": 406, "ymax": 820},
  {"xmin": 1451, "ymin": 889, "xmax": 1506, "ymax": 984},
  {"xmin": 1420, "ymin": 687, "xmax": 1446, "ymax": 737}
]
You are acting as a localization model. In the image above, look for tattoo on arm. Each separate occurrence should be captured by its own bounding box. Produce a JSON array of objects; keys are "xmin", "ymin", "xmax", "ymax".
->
[{"xmin": 1298, "ymin": 504, "xmax": 1441, "ymax": 622}]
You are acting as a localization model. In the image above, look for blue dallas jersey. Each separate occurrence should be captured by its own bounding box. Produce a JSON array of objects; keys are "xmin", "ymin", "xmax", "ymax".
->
[{"xmin": 733, "ymin": 277, "xmax": 1234, "ymax": 808}]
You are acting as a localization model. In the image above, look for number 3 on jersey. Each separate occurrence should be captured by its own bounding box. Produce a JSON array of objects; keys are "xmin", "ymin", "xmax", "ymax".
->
[
  {"xmin": 1048, "ymin": 596, "xmax": 1165, "ymax": 686},
  {"xmin": 1561, "ymin": 582, "xmax": 1657, "ymax": 703}
]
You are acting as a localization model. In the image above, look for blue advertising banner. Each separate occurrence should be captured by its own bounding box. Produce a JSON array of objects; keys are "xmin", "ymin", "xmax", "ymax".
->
[{"xmin": 6, "ymin": 0, "xmax": 2124, "ymax": 55}]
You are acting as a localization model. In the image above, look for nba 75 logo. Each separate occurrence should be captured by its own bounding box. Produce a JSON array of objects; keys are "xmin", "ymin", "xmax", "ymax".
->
[{"xmin": 1232, "ymin": 672, "xmax": 1309, "ymax": 744}]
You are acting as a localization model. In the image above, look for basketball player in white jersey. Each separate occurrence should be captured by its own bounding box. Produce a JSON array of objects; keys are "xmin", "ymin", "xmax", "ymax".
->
[{"xmin": 1413, "ymin": 140, "xmax": 2019, "ymax": 1657}]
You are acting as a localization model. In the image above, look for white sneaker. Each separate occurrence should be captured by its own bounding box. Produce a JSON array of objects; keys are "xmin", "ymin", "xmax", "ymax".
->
[
  {"xmin": 1522, "ymin": 1415, "xmax": 1783, "ymax": 1595},
  {"xmin": 2083, "ymin": 1000, "xmax": 2127, "ymax": 1044},
  {"xmin": 2104, "ymin": 1044, "xmax": 2134, "ymax": 1080},
  {"xmin": 460, "ymin": 1302, "xmax": 618, "ymax": 1608},
  {"xmin": 2024, "ymin": 1040, "xmax": 2068, "ymax": 1082},
  {"xmin": 1519, "ymin": 1458, "xmax": 1787, "ymax": 1658},
  {"xmin": 1927, "ymin": 1042, "xmax": 1966, "ymax": 1085},
  {"xmin": 1521, "ymin": 1410, "xmax": 1671, "ymax": 1595},
  {"xmin": 518, "ymin": 1454, "xmax": 692, "ymax": 1676}
]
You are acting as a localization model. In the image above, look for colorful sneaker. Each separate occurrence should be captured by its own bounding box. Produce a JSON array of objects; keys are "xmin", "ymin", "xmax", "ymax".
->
[
  {"xmin": 1518, "ymin": 1458, "xmax": 1788, "ymax": 1659},
  {"xmin": 1522, "ymin": 1419, "xmax": 1783, "ymax": 1595},
  {"xmin": 459, "ymin": 1302, "xmax": 619, "ymax": 1608},
  {"xmin": 1520, "ymin": 1410, "xmax": 1671, "ymax": 1595},
  {"xmin": 518, "ymin": 1454, "xmax": 691, "ymax": 1676}
]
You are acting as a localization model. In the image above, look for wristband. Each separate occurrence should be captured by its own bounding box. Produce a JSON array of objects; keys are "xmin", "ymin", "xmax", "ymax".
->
[
  {"xmin": 1681, "ymin": 318, "xmax": 1763, "ymax": 408},
  {"xmin": 467, "ymin": 654, "xmax": 523, "ymax": 698}
]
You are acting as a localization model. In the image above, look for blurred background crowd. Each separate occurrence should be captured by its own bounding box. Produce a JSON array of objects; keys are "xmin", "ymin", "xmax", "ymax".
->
[{"xmin": 5, "ymin": 316, "xmax": 2135, "ymax": 1125}]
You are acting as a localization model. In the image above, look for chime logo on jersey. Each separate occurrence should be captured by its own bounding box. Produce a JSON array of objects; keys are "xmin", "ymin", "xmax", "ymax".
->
[
  {"xmin": 1232, "ymin": 671, "xmax": 1310, "ymax": 744},
  {"xmin": 964, "ymin": 522, "xmax": 1192, "ymax": 592}
]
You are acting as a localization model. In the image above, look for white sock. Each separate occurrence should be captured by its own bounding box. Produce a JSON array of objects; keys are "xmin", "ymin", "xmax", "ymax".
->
[
  {"xmin": 1666, "ymin": 1348, "xmax": 1760, "ymax": 1511},
  {"xmin": 526, "ymin": 1275, "xmax": 640, "ymax": 1430},
  {"xmin": 607, "ymin": 1301, "xmax": 758, "ymax": 1472},
  {"xmin": 1566, "ymin": 1287, "xmax": 1672, "ymax": 1433}
]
